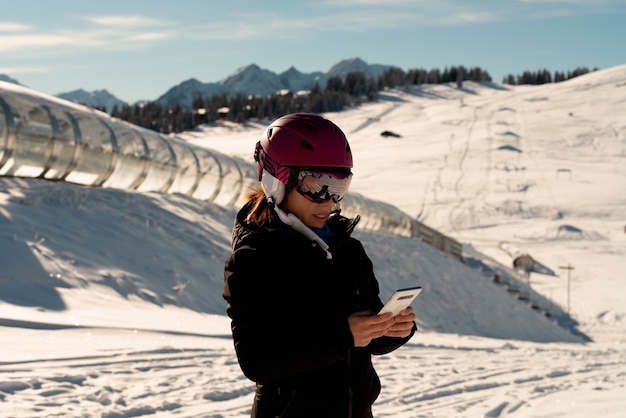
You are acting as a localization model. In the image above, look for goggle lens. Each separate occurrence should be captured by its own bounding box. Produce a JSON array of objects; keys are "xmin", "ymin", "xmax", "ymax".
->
[{"xmin": 296, "ymin": 170, "xmax": 352, "ymax": 203}]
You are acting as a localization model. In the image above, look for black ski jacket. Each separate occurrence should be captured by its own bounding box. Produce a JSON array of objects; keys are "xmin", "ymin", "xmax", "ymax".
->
[{"xmin": 224, "ymin": 202, "xmax": 416, "ymax": 418}]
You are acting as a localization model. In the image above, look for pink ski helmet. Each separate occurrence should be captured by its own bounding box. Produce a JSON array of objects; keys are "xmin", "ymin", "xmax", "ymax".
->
[{"xmin": 254, "ymin": 113, "xmax": 353, "ymax": 185}]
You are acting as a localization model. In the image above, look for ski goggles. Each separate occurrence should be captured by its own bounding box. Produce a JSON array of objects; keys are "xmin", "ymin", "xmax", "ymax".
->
[{"xmin": 295, "ymin": 169, "xmax": 352, "ymax": 203}]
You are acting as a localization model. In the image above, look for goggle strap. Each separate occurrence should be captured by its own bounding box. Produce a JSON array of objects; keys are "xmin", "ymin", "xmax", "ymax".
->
[{"xmin": 255, "ymin": 142, "xmax": 292, "ymax": 183}]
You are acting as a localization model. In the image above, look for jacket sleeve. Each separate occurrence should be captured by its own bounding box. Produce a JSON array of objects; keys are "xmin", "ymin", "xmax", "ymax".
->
[
  {"xmin": 224, "ymin": 245, "xmax": 354, "ymax": 384},
  {"xmin": 369, "ymin": 323, "xmax": 417, "ymax": 355}
]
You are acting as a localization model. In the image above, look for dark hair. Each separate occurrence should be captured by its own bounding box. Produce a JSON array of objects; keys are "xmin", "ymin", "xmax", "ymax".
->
[{"xmin": 245, "ymin": 187, "xmax": 277, "ymax": 226}]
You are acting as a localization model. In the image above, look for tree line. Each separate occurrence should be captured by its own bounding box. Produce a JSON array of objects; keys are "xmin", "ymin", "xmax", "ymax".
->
[
  {"xmin": 502, "ymin": 67, "xmax": 597, "ymax": 85},
  {"xmin": 105, "ymin": 65, "xmax": 593, "ymax": 134}
]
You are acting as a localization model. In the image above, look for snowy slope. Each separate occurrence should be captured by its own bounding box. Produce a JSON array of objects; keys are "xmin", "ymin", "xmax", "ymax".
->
[{"xmin": 0, "ymin": 176, "xmax": 583, "ymax": 343}]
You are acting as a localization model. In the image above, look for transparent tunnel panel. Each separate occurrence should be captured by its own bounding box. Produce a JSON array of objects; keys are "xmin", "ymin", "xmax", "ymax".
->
[
  {"xmin": 168, "ymin": 138, "xmax": 200, "ymax": 195},
  {"xmin": 212, "ymin": 156, "xmax": 244, "ymax": 207},
  {"xmin": 0, "ymin": 92, "xmax": 52, "ymax": 177},
  {"xmin": 134, "ymin": 130, "xmax": 177, "ymax": 193},
  {"xmin": 102, "ymin": 122, "xmax": 149, "ymax": 189},
  {"xmin": 233, "ymin": 156, "xmax": 258, "ymax": 202},
  {"xmin": 193, "ymin": 148, "xmax": 222, "ymax": 201},
  {"xmin": 0, "ymin": 97, "xmax": 8, "ymax": 166},
  {"xmin": 42, "ymin": 107, "xmax": 79, "ymax": 180},
  {"xmin": 64, "ymin": 113, "xmax": 115, "ymax": 186}
]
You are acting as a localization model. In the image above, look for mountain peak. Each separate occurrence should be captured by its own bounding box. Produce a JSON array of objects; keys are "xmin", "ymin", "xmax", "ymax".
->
[
  {"xmin": 229, "ymin": 64, "xmax": 262, "ymax": 78},
  {"xmin": 281, "ymin": 66, "xmax": 303, "ymax": 77},
  {"xmin": 178, "ymin": 78, "xmax": 205, "ymax": 88},
  {"xmin": 56, "ymin": 88, "xmax": 128, "ymax": 112},
  {"xmin": 221, "ymin": 64, "xmax": 284, "ymax": 97},
  {"xmin": 327, "ymin": 57, "xmax": 386, "ymax": 79},
  {"xmin": 0, "ymin": 74, "xmax": 21, "ymax": 85}
]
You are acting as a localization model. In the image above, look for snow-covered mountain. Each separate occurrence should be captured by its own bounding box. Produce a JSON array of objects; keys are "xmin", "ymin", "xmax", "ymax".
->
[
  {"xmin": 279, "ymin": 66, "xmax": 324, "ymax": 93},
  {"xmin": 152, "ymin": 78, "xmax": 232, "ymax": 109},
  {"xmin": 222, "ymin": 64, "xmax": 285, "ymax": 96},
  {"xmin": 56, "ymin": 88, "xmax": 128, "ymax": 113},
  {"xmin": 325, "ymin": 57, "xmax": 390, "ymax": 81},
  {"xmin": 0, "ymin": 75, "xmax": 125, "ymax": 112},
  {"xmin": 156, "ymin": 57, "xmax": 392, "ymax": 108},
  {"xmin": 1, "ymin": 58, "xmax": 394, "ymax": 110}
]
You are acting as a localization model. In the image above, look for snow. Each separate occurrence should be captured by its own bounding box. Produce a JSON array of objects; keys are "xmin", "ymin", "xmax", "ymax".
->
[{"xmin": 1, "ymin": 65, "xmax": 626, "ymax": 417}]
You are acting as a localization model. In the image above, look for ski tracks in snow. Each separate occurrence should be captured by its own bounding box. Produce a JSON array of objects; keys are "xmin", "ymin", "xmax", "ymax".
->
[
  {"xmin": 2, "ymin": 330, "xmax": 625, "ymax": 417},
  {"xmin": 0, "ymin": 332, "xmax": 254, "ymax": 418},
  {"xmin": 446, "ymin": 101, "xmax": 499, "ymax": 235},
  {"xmin": 373, "ymin": 336, "xmax": 626, "ymax": 417}
]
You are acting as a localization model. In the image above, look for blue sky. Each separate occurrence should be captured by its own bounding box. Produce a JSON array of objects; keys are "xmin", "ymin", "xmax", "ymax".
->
[{"xmin": 1, "ymin": 0, "xmax": 625, "ymax": 103}]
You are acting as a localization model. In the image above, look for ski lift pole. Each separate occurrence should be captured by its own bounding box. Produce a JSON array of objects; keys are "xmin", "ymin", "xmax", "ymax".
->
[{"xmin": 558, "ymin": 264, "xmax": 575, "ymax": 314}]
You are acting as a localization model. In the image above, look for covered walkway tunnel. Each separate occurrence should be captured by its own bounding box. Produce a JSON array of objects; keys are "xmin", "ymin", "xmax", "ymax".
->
[{"xmin": 0, "ymin": 81, "xmax": 256, "ymax": 207}]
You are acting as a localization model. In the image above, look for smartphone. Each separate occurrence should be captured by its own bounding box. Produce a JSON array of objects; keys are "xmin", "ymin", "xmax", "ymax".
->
[{"xmin": 378, "ymin": 286, "xmax": 422, "ymax": 316}]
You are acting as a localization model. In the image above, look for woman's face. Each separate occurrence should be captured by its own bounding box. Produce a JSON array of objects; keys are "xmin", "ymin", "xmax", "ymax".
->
[{"xmin": 281, "ymin": 188, "xmax": 335, "ymax": 229}]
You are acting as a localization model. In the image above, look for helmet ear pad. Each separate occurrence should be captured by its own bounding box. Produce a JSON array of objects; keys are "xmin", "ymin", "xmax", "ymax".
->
[{"xmin": 260, "ymin": 169, "xmax": 286, "ymax": 205}]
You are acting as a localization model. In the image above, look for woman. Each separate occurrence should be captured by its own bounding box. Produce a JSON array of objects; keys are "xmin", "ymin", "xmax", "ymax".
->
[{"xmin": 223, "ymin": 113, "xmax": 417, "ymax": 418}]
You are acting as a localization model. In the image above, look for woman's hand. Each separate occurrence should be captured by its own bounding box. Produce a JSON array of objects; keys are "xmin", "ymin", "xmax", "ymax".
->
[
  {"xmin": 348, "ymin": 307, "xmax": 416, "ymax": 347},
  {"xmin": 348, "ymin": 311, "xmax": 395, "ymax": 347},
  {"xmin": 383, "ymin": 307, "xmax": 416, "ymax": 338}
]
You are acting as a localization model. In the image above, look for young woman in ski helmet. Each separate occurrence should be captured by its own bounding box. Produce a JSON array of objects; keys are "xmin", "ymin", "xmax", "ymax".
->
[{"xmin": 223, "ymin": 113, "xmax": 416, "ymax": 418}]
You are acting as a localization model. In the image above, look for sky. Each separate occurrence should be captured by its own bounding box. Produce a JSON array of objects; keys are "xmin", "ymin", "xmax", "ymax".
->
[
  {"xmin": 1, "ymin": 65, "xmax": 625, "ymax": 416},
  {"xmin": 1, "ymin": 0, "xmax": 625, "ymax": 103}
]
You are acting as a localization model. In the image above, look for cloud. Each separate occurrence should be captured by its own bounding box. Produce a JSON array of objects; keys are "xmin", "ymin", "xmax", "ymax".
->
[
  {"xmin": 320, "ymin": 0, "xmax": 621, "ymax": 25},
  {"xmin": 440, "ymin": 11, "xmax": 501, "ymax": 24},
  {"xmin": 290, "ymin": 8, "xmax": 498, "ymax": 31},
  {"xmin": 158, "ymin": 5, "xmax": 503, "ymax": 44},
  {"xmin": 322, "ymin": 0, "xmax": 417, "ymax": 5},
  {"xmin": 0, "ymin": 22, "xmax": 32, "ymax": 32},
  {"xmin": 0, "ymin": 15, "xmax": 174, "ymax": 56},
  {"xmin": 0, "ymin": 66, "xmax": 49, "ymax": 74},
  {"xmin": 84, "ymin": 15, "xmax": 169, "ymax": 28},
  {"xmin": 1, "ymin": 2, "xmax": 619, "ymax": 58},
  {"xmin": 518, "ymin": 0, "xmax": 606, "ymax": 4},
  {"xmin": 0, "ymin": 33, "xmax": 92, "ymax": 53},
  {"xmin": 127, "ymin": 32, "xmax": 171, "ymax": 42}
]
